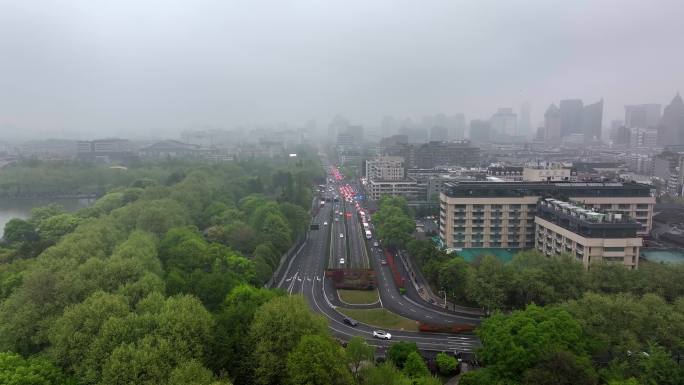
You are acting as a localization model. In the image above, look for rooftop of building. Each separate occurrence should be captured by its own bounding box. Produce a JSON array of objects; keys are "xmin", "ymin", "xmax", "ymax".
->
[
  {"xmin": 539, "ymin": 199, "xmax": 635, "ymax": 225},
  {"xmin": 443, "ymin": 180, "xmax": 653, "ymax": 198},
  {"xmin": 537, "ymin": 198, "xmax": 642, "ymax": 237}
]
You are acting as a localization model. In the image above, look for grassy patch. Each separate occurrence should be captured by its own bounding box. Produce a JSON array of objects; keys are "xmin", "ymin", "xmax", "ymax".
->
[
  {"xmin": 337, "ymin": 289, "xmax": 380, "ymax": 304},
  {"xmin": 337, "ymin": 308, "xmax": 419, "ymax": 332}
]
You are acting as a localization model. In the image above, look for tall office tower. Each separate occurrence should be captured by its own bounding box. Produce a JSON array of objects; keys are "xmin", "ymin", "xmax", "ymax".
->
[
  {"xmin": 433, "ymin": 114, "xmax": 449, "ymax": 130},
  {"xmin": 661, "ymin": 93, "xmax": 684, "ymax": 145},
  {"xmin": 328, "ymin": 115, "xmax": 349, "ymax": 143},
  {"xmin": 346, "ymin": 125, "xmax": 364, "ymax": 144},
  {"xmin": 544, "ymin": 104, "xmax": 561, "ymax": 143},
  {"xmin": 614, "ymin": 126, "xmax": 631, "ymax": 145},
  {"xmin": 430, "ymin": 126, "xmax": 448, "ymax": 141},
  {"xmin": 381, "ymin": 116, "xmax": 397, "ymax": 138},
  {"xmin": 490, "ymin": 108, "xmax": 518, "ymax": 136},
  {"xmin": 630, "ymin": 127, "xmax": 658, "ymax": 148},
  {"xmin": 449, "ymin": 113, "xmax": 466, "ymax": 140},
  {"xmin": 469, "ymin": 120, "xmax": 491, "ymax": 143},
  {"xmin": 519, "ymin": 102, "xmax": 532, "ymax": 137},
  {"xmin": 625, "ymin": 104, "xmax": 662, "ymax": 128},
  {"xmin": 582, "ymin": 99, "xmax": 603, "ymax": 142},
  {"xmin": 559, "ymin": 99, "xmax": 584, "ymax": 137}
]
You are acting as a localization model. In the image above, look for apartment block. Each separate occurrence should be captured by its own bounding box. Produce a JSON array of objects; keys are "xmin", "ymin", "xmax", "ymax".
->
[
  {"xmin": 365, "ymin": 156, "xmax": 405, "ymax": 181},
  {"xmin": 367, "ymin": 179, "xmax": 420, "ymax": 200},
  {"xmin": 535, "ymin": 199, "xmax": 642, "ymax": 269},
  {"xmin": 439, "ymin": 181, "xmax": 654, "ymax": 252}
]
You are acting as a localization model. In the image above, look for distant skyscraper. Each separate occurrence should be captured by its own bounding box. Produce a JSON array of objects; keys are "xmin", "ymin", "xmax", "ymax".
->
[
  {"xmin": 582, "ymin": 99, "xmax": 603, "ymax": 142},
  {"xmin": 661, "ymin": 93, "xmax": 684, "ymax": 145},
  {"xmin": 381, "ymin": 116, "xmax": 397, "ymax": 137},
  {"xmin": 346, "ymin": 125, "xmax": 364, "ymax": 144},
  {"xmin": 470, "ymin": 120, "xmax": 491, "ymax": 143},
  {"xmin": 544, "ymin": 104, "xmax": 561, "ymax": 143},
  {"xmin": 328, "ymin": 115, "xmax": 349, "ymax": 143},
  {"xmin": 490, "ymin": 108, "xmax": 517, "ymax": 136},
  {"xmin": 559, "ymin": 99, "xmax": 584, "ymax": 137},
  {"xmin": 625, "ymin": 104, "xmax": 661, "ymax": 128},
  {"xmin": 519, "ymin": 102, "xmax": 532, "ymax": 136},
  {"xmin": 430, "ymin": 126, "xmax": 448, "ymax": 141},
  {"xmin": 614, "ymin": 125, "xmax": 631, "ymax": 145},
  {"xmin": 449, "ymin": 114, "xmax": 466, "ymax": 140}
]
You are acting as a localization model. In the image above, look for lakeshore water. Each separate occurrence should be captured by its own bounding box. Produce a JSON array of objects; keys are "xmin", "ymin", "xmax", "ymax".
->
[{"xmin": 0, "ymin": 197, "xmax": 94, "ymax": 238}]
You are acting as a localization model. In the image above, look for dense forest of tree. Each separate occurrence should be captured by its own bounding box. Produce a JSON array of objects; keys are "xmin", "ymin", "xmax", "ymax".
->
[
  {"xmin": 0, "ymin": 149, "xmax": 374, "ymax": 384},
  {"xmin": 408, "ymin": 245, "xmax": 684, "ymax": 384}
]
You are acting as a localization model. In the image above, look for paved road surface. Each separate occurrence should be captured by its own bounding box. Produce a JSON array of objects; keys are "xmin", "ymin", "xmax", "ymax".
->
[{"xmin": 277, "ymin": 170, "xmax": 482, "ymax": 352}]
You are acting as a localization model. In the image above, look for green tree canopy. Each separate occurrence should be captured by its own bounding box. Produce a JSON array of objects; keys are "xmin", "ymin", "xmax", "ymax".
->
[
  {"xmin": 476, "ymin": 304, "xmax": 586, "ymax": 383},
  {"xmin": 285, "ymin": 334, "xmax": 353, "ymax": 385},
  {"xmin": 250, "ymin": 295, "xmax": 328, "ymax": 385}
]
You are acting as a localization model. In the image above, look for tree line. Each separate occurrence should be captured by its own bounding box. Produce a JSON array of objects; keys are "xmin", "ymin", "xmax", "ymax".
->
[
  {"xmin": 405, "ymin": 242, "xmax": 684, "ymax": 384},
  {"xmin": 0, "ymin": 148, "xmax": 372, "ymax": 384}
]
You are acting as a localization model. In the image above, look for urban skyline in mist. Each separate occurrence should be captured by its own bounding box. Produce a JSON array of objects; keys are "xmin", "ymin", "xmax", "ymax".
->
[{"xmin": 1, "ymin": 0, "xmax": 683, "ymax": 140}]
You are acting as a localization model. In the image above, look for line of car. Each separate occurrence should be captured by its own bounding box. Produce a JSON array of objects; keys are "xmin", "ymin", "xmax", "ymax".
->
[
  {"xmin": 329, "ymin": 170, "xmax": 392, "ymax": 341},
  {"xmin": 342, "ymin": 317, "xmax": 392, "ymax": 340}
]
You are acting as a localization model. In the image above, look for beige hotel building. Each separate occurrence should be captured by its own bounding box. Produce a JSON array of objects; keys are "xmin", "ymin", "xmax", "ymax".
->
[{"xmin": 439, "ymin": 181, "xmax": 654, "ymax": 267}]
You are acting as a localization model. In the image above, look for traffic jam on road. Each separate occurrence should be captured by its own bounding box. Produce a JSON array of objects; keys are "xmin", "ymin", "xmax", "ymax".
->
[
  {"xmin": 320, "ymin": 165, "xmax": 480, "ymax": 347},
  {"xmin": 335, "ymin": 176, "xmax": 373, "ymax": 241}
]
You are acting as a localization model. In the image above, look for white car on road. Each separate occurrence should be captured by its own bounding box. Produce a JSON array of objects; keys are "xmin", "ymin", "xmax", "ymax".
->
[
  {"xmin": 339, "ymin": 233, "xmax": 344, "ymax": 238},
  {"xmin": 339, "ymin": 258, "xmax": 345, "ymax": 264},
  {"xmin": 372, "ymin": 330, "xmax": 392, "ymax": 340}
]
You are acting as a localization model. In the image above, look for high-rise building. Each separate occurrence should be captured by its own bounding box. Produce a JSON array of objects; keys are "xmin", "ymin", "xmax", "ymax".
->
[
  {"xmin": 384, "ymin": 141, "xmax": 480, "ymax": 168},
  {"xmin": 544, "ymin": 104, "xmax": 561, "ymax": 143},
  {"xmin": 519, "ymin": 102, "xmax": 532, "ymax": 137},
  {"xmin": 614, "ymin": 125, "xmax": 631, "ymax": 145},
  {"xmin": 625, "ymin": 104, "xmax": 661, "ymax": 128},
  {"xmin": 449, "ymin": 114, "xmax": 466, "ymax": 140},
  {"xmin": 660, "ymin": 93, "xmax": 684, "ymax": 146},
  {"xmin": 582, "ymin": 99, "xmax": 603, "ymax": 142},
  {"xmin": 430, "ymin": 126, "xmax": 448, "ymax": 141},
  {"xmin": 469, "ymin": 120, "xmax": 491, "ymax": 143},
  {"xmin": 328, "ymin": 115, "xmax": 349, "ymax": 143},
  {"xmin": 413, "ymin": 141, "xmax": 480, "ymax": 168},
  {"xmin": 630, "ymin": 127, "xmax": 658, "ymax": 148},
  {"xmin": 490, "ymin": 108, "xmax": 517, "ymax": 136},
  {"xmin": 365, "ymin": 156, "xmax": 405, "ymax": 180},
  {"xmin": 381, "ymin": 116, "xmax": 397, "ymax": 138},
  {"xmin": 559, "ymin": 99, "xmax": 584, "ymax": 137},
  {"xmin": 346, "ymin": 125, "xmax": 364, "ymax": 144}
]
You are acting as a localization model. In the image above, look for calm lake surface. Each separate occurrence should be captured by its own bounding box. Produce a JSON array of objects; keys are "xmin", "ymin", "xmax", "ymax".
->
[{"xmin": 0, "ymin": 198, "xmax": 94, "ymax": 238}]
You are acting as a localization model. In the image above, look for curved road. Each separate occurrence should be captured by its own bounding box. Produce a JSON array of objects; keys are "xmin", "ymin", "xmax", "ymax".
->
[{"xmin": 277, "ymin": 173, "xmax": 482, "ymax": 353}]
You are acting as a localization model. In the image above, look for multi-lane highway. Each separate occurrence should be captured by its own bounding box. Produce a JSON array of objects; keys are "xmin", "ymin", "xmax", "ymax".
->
[{"xmin": 276, "ymin": 167, "xmax": 482, "ymax": 353}]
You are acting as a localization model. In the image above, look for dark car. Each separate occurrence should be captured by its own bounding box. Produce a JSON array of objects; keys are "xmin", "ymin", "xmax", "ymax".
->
[{"xmin": 343, "ymin": 317, "xmax": 358, "ymax": 327}]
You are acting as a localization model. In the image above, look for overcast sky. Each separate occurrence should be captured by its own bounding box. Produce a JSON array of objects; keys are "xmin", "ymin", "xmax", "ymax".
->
[{"xmin": 1, "ymin": 0, "xmax": 683, "ymax": 139}]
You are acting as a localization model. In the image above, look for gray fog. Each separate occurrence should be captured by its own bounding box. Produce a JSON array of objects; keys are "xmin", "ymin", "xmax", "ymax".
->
[{"xmin": 1, "ymin": 0, "xmax": 683, "ymax": 139}]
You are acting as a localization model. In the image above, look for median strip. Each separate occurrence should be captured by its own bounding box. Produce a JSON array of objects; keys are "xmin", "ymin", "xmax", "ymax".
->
[
  {"xmin": 337, "ymin": 289, "xmax": 380, "ymax": 305},
  {"xmin": 336, "ymin": 307, "xmax": 419, "ymax": 332}
]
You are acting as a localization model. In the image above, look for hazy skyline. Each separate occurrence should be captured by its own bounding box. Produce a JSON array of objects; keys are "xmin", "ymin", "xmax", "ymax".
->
[{"xmin": 1, "ymin": 0, "xmax": 683, "ymax": 139}]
